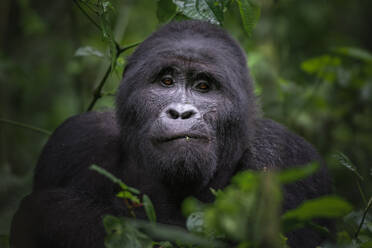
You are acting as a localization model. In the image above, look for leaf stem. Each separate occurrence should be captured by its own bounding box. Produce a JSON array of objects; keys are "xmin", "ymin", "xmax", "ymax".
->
[
  {"xmin": 86, "ymin": 64, "xmax": 112, "ymax": 111},
  {"xmin": 355, "ymin": 197, "xmax": 372, "ymax": 239},
  {"xmin": 0, "ymin": 118, "xmax": 51, "ymax": 135},
  {"xmin": 356, "ymin": 179, "xmax": 367, "ymax": 205},
  {"xmin": 117, "ymin": 41, "xmax": 142, "ymax": 54},
  {"xmin": 74, "ymin": 0, "xmax": 141, "ymax": 111},
  {"xmin": 86, "ymin": 41, "xmax": 140, "ymax": 112}
]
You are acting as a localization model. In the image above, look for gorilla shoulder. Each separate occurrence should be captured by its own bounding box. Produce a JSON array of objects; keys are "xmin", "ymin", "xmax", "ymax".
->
[
  {"xmin": 249, "ymin": 118, "xmax": 321, "ymax": 169},
  {"xmin": 34, "ymin": 111, "xmax": 121, "ymax": 191}
]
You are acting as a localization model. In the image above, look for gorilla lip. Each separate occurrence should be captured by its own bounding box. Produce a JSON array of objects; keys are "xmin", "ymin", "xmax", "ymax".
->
[{"xmin": 158, "ymin": 134, "xmax": 208, "ymax": 143}]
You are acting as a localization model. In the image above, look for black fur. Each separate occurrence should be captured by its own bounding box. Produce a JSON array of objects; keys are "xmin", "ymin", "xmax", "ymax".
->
[{"xmin": 10, "ymin": 21, "xmax": 331, "ymax": 248}]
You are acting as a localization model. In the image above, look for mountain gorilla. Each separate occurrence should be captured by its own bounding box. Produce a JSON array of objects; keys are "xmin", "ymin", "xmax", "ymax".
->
[{"xmin": 11, "ymin": 21, "xmax": 331, "ymax": 248}]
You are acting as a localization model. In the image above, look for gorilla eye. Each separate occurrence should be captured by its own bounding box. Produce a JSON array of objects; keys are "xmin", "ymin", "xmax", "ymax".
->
[
  {"xmin": 194, "ymin": 82, "xmax": 211, "ymax": 92},
  {"xmin": 161, "ymin": 77, "xmax": 174, "ymax": 87}
]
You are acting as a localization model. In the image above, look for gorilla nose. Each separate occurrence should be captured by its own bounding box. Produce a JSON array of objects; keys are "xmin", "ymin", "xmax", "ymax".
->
[
  {"xmin": 163, "ymin": 103, "xmax": 200, "ymax": 120},
  {"xmin": 166, "ymin": 108, "xmax": 195, "ymax": 119}
]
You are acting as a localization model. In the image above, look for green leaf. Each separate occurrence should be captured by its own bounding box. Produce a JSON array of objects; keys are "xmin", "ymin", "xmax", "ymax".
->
[
  {"xmin": 172, "ymin": 0, "xmax": 222, "ymax": 25},
  {"xmin": 278, "ymin": 162, "xmax": 319, "ymax": 184},
  {"xmin": 97, "ymin": 0, "xmax": 117, "ymax": 71},
  {"xmin": 209, "ymin": 187, "xmax": 223, "ymax": 197},
  {"xmin": 103, "ymin": 215, "xmax": 153, "ymax": 248},
  {"xmin": 236, "ymin": 0, "xmax": 261, "ymax": 37},
  {"xmin": 231, "ymin": 170, "xmax": 259, "ymax": 192},
  {"xmin": 127, "ymin": 218, "xmax": 225, "ymax": 247},
  {"xmin": 301, "ymin": 55, "xmax": 341, "ymax": 83},
  {"xmin": 182, "ymin": 197, "xmax": 205, "ymax": 216},
  {"xmin": 282, "ymin": 196, "xmax": 353, "ymax": 232},
  {"xmin": 334, "ymin": 152, "xmax": 363, "ymax": 181},
  {"xmin": 143, "ymin": 194, "xmax": 157, "ymax": 223},
  {"xmin": 116, "ymin": 191, "xmax": 140, "ymax": 204},
  {"xmin": 157, "ymin": 0, "xmax": 177, "ymax": 23},
  {"xmin": 333, "ymin": 47, "xmax": 372, "ymax": 63},
  {"xmin": 90, "ymin": 165, "xmax": 140, "ymax": 194},
  {"xmin": 204, "ymin": 0, "xmax": 226, "ymax": 24},
  {"xmin": 75, "ymin": 46, "xmax": 105, "ymax": 58}
]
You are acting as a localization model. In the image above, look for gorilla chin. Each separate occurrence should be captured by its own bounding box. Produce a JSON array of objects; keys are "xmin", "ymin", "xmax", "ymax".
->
[{"xmin": 145, "ymin": 133, "xmax": 218, "ymax": 188}]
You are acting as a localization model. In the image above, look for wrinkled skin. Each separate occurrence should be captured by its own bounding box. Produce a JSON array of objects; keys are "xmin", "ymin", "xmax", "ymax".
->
[{"xmin": 10, "ymin": 21, "xmax": 331, "ymax": 248}]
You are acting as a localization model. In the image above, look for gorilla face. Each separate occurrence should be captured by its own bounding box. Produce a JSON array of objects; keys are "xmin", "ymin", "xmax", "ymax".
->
[{"xmin": 116, "ymin": 21, "xmax": 258, "ymax": 188}]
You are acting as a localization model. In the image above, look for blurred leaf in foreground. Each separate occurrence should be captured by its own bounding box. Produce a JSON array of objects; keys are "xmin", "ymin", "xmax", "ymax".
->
[{"xmin": 282, "ymin": 196, "xmax": 352, "ymax": 233}]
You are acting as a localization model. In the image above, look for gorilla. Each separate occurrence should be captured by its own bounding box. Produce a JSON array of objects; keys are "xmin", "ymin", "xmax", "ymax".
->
[{"xmin": 10, "ymin": 20, "xmax": 331, "ymax": 248}]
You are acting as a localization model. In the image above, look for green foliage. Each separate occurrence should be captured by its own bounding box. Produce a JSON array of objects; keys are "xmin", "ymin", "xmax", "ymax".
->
[
  {"xmin": 172, "ymin": 0, "xmax": 225, "ymax": 25},
  {"xmin": 333, "ymin": 47, "xmax": 372, "ymax": 63},
  {"xmin": 278, "ymin": 162, "xmax": 319, "ymax": 184},
  {"xmin": 301, "ymin": 55, "xmax": 341, "ymax": 83},
  {"xmin": 104, "ymin": 216, "xmax": 223, "ymax": 248},
  {"xmin": 95, "ymin": 162, "xmax": 356, "ymax": 247},
  {"xmin": 142, "ymin": 195, "xmax": 156, "ymax": 223},
  {"xmin": 155, "ymin": 0, "xmax": 260, "ymax": 37},
  {"xmin": 236, "ymin": 0, "xmax": 260, "ymax": 37},
  {"xmin": 90, "ymin": 164, "xmax": 153, "ymax": 217},
  {"xmin": 282, "ymin": 196, "xmax": 352, "ymax": 232},
  {"xmin": 90, "ymin": 164, "xmax": 140, "ymax": 194},
  {"xmin": 157, "ymin": 0, "xmax": 178, "ymax": 23}
]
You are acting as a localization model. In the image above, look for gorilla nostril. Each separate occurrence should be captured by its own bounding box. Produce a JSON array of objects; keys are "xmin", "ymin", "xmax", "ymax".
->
[
  {"xmin": 167, "ymin": 109, "xmax": 179, "ymax": 119},
  {"xmin": 181, "ymin": 110, "xmax": 195, "ymax": 119}
]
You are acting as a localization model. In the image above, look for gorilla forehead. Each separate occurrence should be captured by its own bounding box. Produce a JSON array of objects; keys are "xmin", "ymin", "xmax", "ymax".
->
[
  {"xmin": 125, "ymin": 20, "xmax": 248, "ymax": 76},
  {"xmin": 120, "ymin": 21, "xmax": 254, "ymax": 99}
]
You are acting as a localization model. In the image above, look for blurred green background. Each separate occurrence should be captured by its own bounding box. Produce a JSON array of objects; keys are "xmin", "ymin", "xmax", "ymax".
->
[{"xmin": 0, "ymin": 0, "xmax": 371, "ymax": 238}]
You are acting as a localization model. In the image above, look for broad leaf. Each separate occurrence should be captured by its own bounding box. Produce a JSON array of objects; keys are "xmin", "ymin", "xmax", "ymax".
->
[
  {"xmin": 236, "ymin": 0, "xmax": 261, "ymax": 37},
  {"xmin": 143, "ymin": 194, "xmax": 157, "ymax": 223},
  {"xmin": 282, "ymin": 196, "xmax": 352, "ymax": 232},
  {"xmin": 333, "ymin": 47, "xmax": 372, "ymax": 63},
  {"xmin": 172, "ymin": 0, "xmax": 222, "ymax": 25},
  {"xmin": 157, "ymin": 0, "xmax": 177, "ymax": 23},
  {"xmin": 278, "ymin": 162, "xmax": 319, "ymax": 184}
]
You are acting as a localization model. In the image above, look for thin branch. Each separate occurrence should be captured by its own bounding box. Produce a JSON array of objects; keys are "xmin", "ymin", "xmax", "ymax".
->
[
  {"xmin": 86, "ymin": 42, "xmax": 140, "ymax": 112},
  {"xmin": 118, "ymin": 41, "xmax": 142, "ymax": 55},
  {"xmin": 74, "ymin": 0, "xmax": 142, "ymax": 112},
  {"xmin": 86, "ymin": 65, "xmax": 112, "ymax": 111},
  {"xmin": 79, "ymin": 0, "xmax": 99, "ymax": 14},
  {"xmin": 73, "ymin": 0, "xmax": 101, "ymax": 31},
  {"xmin": 355, "ymin": 197, "xmax": 372, "ymax": 239},
  {"xmin": 0, "ymin": 118, "xmax": 51, "ymax": 136}
]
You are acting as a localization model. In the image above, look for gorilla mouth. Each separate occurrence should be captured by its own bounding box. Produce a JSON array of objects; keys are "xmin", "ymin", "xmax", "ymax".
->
[{"xmin": 158, "ymin": 134, "xmax": 209, "ymax": 143}]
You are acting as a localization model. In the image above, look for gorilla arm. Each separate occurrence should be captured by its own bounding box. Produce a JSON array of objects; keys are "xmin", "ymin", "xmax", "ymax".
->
[
  {"xmin": 244, "ymin": 118, "xmax": 331, "ymax": 248},
  {"xmin": 247, "ymin": 118, "xmax": 331, "ymax": 206},
  {"xmin": 10, "ymin": 112, "xmax": 122, "ymax": 248}
]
